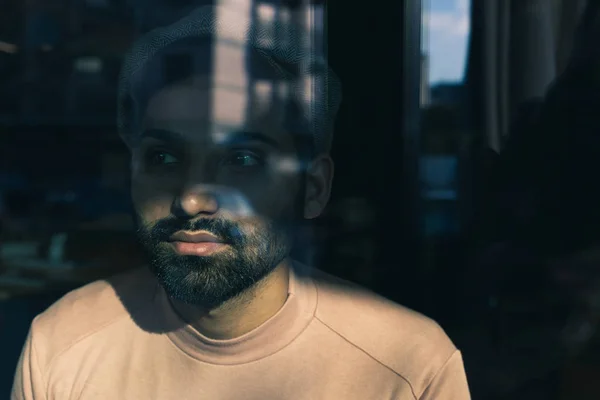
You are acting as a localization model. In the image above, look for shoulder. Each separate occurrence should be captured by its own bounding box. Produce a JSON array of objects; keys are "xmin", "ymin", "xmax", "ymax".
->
[
  {"xmin": 310, "ymin": 268, "xmax": 457, "ymax": 394},
  {"xmin": 29, "ymin": 267, "xmax": 157, "ymax": 369}
]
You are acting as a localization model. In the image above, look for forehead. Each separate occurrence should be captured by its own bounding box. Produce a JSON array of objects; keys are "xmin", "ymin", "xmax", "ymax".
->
[{"xmin": 143, "ymin": 77, "xmax": 292, "ymax": 146}]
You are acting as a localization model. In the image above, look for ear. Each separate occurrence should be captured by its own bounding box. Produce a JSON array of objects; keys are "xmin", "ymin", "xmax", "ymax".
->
[{"xmin": 303, "ymin": 154, "xmax": 334, "ymax": 219}]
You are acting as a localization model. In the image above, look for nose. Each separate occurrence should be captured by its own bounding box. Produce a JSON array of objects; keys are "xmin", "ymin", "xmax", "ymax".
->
[{"xmin": 173, "ymin": 185, "xmax": 219, "ymax": 218}]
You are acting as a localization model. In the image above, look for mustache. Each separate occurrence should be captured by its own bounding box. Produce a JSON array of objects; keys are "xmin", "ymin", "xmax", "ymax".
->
[{"xmin": 144, "ymin": 217, "xmax": 245, "ymax": 245}]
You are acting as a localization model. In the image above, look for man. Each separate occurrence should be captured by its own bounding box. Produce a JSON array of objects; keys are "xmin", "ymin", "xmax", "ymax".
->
[{"xmin": 12, "ymin": 6, "xmax": 470, "ymax": 399}]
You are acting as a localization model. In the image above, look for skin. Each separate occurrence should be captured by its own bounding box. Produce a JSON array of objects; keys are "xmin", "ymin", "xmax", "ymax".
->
[{"xmin": 130, "ymin": 79, "xmax": 333, "ymax": 339}]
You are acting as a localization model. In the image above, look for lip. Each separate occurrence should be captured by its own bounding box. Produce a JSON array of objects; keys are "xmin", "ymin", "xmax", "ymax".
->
[
  {"xmin": 169, "ymin": 241, "xmax": 227, "ymax": 256},
  {"xmin": 168, "ymin": 231, "xmax": 227, "ymax": 256},
  {"xmin": 169, "ymin": 231, "xmax": 222, "ymax": 243}
]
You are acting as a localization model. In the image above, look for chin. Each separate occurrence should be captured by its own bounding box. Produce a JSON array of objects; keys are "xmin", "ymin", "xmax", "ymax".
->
[
  {"xmin": 148, "ymin": 250, "xmax": 284, "ymax": 308},
  {"xmin": 135, "ymin": 215, "xmax": 294, "ymax": 307}
]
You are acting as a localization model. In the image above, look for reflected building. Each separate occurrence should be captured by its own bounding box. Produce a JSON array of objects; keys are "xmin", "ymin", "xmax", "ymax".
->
[
  {"xmin": 1, "ymin": 0, "xmax": 325, "ymax": 126},
  {"xmin": 123, "ymin": 0, "xmax": 326, "ymax": 141},
  {"xmin": 0, "ymin": 0, "xmax": 328, "ymax": 204}
]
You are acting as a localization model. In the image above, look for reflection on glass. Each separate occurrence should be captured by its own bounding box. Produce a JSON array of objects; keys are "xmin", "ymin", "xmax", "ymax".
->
[
  {"xmin": 273, "ymin": 155, "xmax": 301, "ymax": 174},
  {"xmin": 301, "ymin": 7, "xmax": 311, "ymax": 31},
  {"xmin": 213, "ymin": 42, "xmax": 247, "ymax": 89},
  {"xmin": 279, "ymin": 9, "xmax": 291, "ymax": 46},
  {"xmin": 212, "ymin": 87, "xmax": 247, "ymax": 126},
  {"xmin": 256, "ymin": 3, "xmax": 276, "ymax": 49},
  {"xmin": 74, "ymin": 57, "xmax": 103, "ymax": 74},
  {"xmin": 0, "ymin": 40, "xmax": 17, "ymax": 54},
  {"xmin": 257, "ymin": 3, "xmax": 275, "ymax": 23},
  {"xmin": 419, "ymin": 0, "xmax": 471, "ymax": 237},
  {"xmin": 278, "ymin": 81, "xmax": 289, "ymax": 99},
  {"xmin": 302, "ymin": 76, "xmax": 313, "ymax": 106},
  {"xmin": 223, "ymin": 0, "xmax": 252, "ymax": 13},
  {"xmin": 254, "ymin": 80, "xmax": 273, "ymax": 105},
  {"xmin": 214, "ymin": 4, "xmax": 251, "ymax": 43}
]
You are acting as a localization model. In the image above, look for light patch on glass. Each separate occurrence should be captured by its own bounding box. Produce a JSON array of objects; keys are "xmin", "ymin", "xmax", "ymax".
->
[
  {"xmin": 306, "ymin": 6, "xmax": 315, "ymax": 31},
  {"xmin": 212, "ymin": 87, "xmax": 247, "ymax": 126},
  {"xmin": 214, "ymin": 3, "xmax": 251, "ymax": 43},
  {"xmin": 257, "ymin": 3, "xmax": 276, "ymax": 22},
  {"xmin": 0, "ymin": 41, "xmax": 17, "ymax": 54},
  {"xmin": 201, "ymin": 184, "xmax": 256, "ymax": 218},
  {"xmin": 75, "ymin": 57, "xmax": 103, "ymax": 74},
  {"xmin": 274, "ymin": 156, "xmax": 302, "ymax": 174},
  {"xmin": 223, "ymin": 189, "xmax": 255, "ymax": 218},
  {"xmin": 223, "ymin": 0, "xmax": 251, "ymax": 13},
  {"xmin": 256, "ymin": 4, "xmax": 276, "ymax": 49},
  {"xmin": 213, "ymin": 42, "xmax": 247, "ymax": 89},
  {"xmin": 254, "ymin": 80, "xmax": 273, "ymax": 106},
  {"xmin": 303, "ymin": 76, "xmax": 314, "ymax": 105},
  {"xmin": 210, "ymin": 129, "xmax": 233, "ymax": 145}
]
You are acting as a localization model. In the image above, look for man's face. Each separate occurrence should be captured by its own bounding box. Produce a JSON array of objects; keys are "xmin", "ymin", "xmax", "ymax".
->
[{"xmin": 131, "ymin": 82, "xmax": 307, "ymax": 309}]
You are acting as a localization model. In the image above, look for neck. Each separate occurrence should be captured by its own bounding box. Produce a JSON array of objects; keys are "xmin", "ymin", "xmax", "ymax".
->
[{"xmin": 169, "ymin": 260, "xmax": 291, "ymax": 340}]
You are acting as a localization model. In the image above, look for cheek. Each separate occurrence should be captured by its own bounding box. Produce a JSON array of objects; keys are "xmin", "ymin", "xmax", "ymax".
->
[
  {"xmin": 131, "ymin": 178, "xmax": 175, "ymax": 223},
  {"xmin": 240, "ymin": 175, "xmax": 303, "ymax": 220}
]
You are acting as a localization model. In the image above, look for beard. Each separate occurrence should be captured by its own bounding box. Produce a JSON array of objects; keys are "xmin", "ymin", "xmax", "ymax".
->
[{"xmin": 134, "ymin": 214, "xmax": 294, "ymax": 310}]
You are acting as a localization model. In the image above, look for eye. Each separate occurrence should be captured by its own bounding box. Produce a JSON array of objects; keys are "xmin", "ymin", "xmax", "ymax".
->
[
  {"xmin": 223, "ymin": 150, "xmax": 264, "ymax": 168},
  {"xmin": 146, "ymin": 150, "xmax": 180, "ymax": 166}
]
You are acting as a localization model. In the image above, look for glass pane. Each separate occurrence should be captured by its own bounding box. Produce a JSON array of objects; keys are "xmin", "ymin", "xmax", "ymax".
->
[{"xmin": 420, "ymin": 0, "xmax": 471, "ymax": 237}]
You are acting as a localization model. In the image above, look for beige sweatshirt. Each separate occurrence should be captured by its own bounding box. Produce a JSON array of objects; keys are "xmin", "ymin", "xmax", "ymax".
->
[{"xmin": 11, "ymin": 264, "xmax": 470, "ymax": 399}]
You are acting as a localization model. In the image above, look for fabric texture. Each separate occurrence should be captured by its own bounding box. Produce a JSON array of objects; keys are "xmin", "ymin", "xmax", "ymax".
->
[{"xmin": 11, "ymin": 264, "xmax": 470, "ymax": 399}]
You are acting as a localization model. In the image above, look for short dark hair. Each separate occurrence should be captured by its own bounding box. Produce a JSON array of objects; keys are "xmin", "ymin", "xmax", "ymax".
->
[
  {"xmin": 117, "ymin": 5, "xmax": 341, "ymax": 158},
  {"xmin": 122, "ymin": 39, "xmax": 313, "ymax": 161}
]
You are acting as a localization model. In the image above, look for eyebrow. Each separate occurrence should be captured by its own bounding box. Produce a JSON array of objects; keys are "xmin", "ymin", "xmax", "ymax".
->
[
  {"xmin": 140, "ymin": 129, "xmax": 186, "ymax": 149},
  {"xmin": 140, "ymin": 129, "xmax": 280, "ymax": 148}
]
